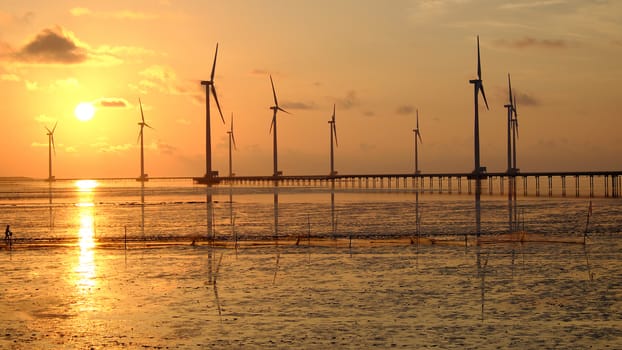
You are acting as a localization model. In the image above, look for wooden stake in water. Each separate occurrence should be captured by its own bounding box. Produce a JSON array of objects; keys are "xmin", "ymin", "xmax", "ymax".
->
[
  {"xmin": 213, "ymin": 253, "xmax": 223, "ymax": 321},
  {"xmin": 124, "ymin": 225, "xmax": 127, "ymax": 250},
  {"xmin": 584, "ymin": 200, "xmax": 592, "ymax": 245}
]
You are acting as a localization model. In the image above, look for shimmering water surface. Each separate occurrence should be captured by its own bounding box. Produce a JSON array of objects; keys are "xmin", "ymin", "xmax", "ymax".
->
[{"xmin": 1, "ymin": 179, "xmax": 621, "ymax": 349}]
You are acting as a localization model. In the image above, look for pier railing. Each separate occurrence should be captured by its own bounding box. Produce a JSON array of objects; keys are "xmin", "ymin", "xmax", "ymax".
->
[{"xmin": 194, "ymin": 171, "xmax": 621, "ymax": 198}]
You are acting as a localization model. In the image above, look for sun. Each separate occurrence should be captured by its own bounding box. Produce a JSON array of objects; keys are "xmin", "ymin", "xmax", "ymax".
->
[{"xmin": 74, "ymin": 102, "xmax": 95, "ymax": 121}]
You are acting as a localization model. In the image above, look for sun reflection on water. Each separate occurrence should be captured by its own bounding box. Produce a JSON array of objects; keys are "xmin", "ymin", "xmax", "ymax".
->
[{"xmin": 74, "ymin": 180, "xmax": 98, "ymax": 292}]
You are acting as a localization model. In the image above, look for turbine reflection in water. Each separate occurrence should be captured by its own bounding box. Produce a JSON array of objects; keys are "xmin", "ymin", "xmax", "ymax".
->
[{"xmin": 74, "ymin": 180, "xmax": 98, "ymax": 292}]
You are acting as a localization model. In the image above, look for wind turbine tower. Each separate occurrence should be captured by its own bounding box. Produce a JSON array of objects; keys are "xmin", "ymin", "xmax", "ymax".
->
[
  {"xmin": 503, "ymin": 75, "xmax": 517, "ymax": 231},
  {"xmin": 468, "ymin": 35, "xmax": 489, "ymax": 237},
  {"xmin": 512, "ymin": 94, "xmax": 519, "ymax": 172},
  {"xmin": 227, "ymin": 113, "xmax": 237, "ymax": 177},
  {"xmin": 45, "ymin": 122, "xmax": 57, "ymax": 182},
  {"xmin": 268, "ymin": 75, "xmax": 289, "ymax": 177},
  {"xmin": 413, "ymin": 109, "xmax": 423, "ymax": 174},
  {"xmin": 200, "ymin": 43, "xmax": 225, "ymax": 183},
  {"xmin": 137, "ymin": 98, "xmax": 153, "ymax": 182},
  {"xmin": 328, "ymin": 104, "xmax": 338, "ymax": 176}
]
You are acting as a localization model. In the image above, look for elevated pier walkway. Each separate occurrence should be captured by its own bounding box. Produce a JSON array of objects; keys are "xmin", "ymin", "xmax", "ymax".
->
[{"xmin": 194, "ymin": 170, "xmax": 622, "ymax": 198}]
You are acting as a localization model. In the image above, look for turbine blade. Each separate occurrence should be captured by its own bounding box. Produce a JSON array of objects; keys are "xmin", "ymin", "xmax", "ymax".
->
[
  {"xmin": 139, "ymin": 98, "xmax": 145, "ymax": 123},
  {"xmin": 51, "ymin": 135, "xmax": 56, "ymax": 155},
  {"xmin": 332, "ymin": 104, "xmax": 338, "ymax": 146},
  {"xmin": 144, "ymin": 122, "xmax": 154, "ymax": 130},
  {"xmin": 45, "ymin": 126, "xmax": 52, "ymax": 134},
  {"xmin": 507, "ymin": 74, "xmax": 514, "ymax": 107},
  {"xmin": 269, "ymin": 115, "xmax": 275, "ymax": 134},
  {"xmin": 477, "ymin": 35, "xmax": 482, "ymax": 80},
  {"xmin": 210, "ymin": 43, "xmax": 219, "ymax": 82},
  {"xmin": 137, "ymin": 127, "xmax": 143, "ymax": 144},
  {"xmin": 277, "ymin": 106, "xmax": 290, "ymax": 114},
  {"xmin": 513, "ymin": 93, "xmax": 518, "ymax": 117},
  {"xmin": 230, "ymin": 113, "xmax": 234, "ymax": 133},
  {"xmin": 270, "ymin": 75, "xmax": 278, "ymax": 106},
  {"xmin": 51, "ymin": 121, "xmax": 57, "ymax": 134},
  {"xmin": 232, "ymin": 132, "xmax": 237, "ymax": 150},
  {"xmin": 480, "ymin": 84, "xmax": 490, "ymax": 110},
  {"xmin": 211, "ymin": 86, "xmax": 225, "ymax": 124},
  {"xmin": 416, "ymin": 109, "xmax": 419, "ymax": 129},
  {"xmin": 417, "ymin": 130, "xmax": 423, "ymax": 144}
]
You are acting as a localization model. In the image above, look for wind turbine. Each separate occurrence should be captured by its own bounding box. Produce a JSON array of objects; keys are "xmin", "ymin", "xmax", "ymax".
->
[
  {"xmin": 413, "ymin": 109, "xmax": 423, "ymax": 174},
  {"xmin": 227, "ymin": 113, "xmax": 237, "ymax": 177},
  {"xmin": 200, "ymin": 43, "xmax": 225, "ymax": 183},
  {"xmin": 503, "ymin": 75, "xmax": 516, "ymax": 231},
  {"xmin": 328, "ymin": 104, "xmax": 338, "ymax": 176},
  {"xmin": 268, "ymin": 75, "xmax": 289, "ymax": 177},
  {"xmin": 45, "ymin": 122, "xmax": 57, "ymax": 182},
  {"xmin": 137, "ymin": 98, "xmax": 153, "ymax": 182},
  {"xmin": 468, "ymin": 35, "xmax": 489, "ymax": 237}
]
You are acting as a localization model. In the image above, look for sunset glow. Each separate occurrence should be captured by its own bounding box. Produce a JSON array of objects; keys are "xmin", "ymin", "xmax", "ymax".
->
[{"xmin": 0, "ymin": 2, "xmax": 620, "ymax": 179}]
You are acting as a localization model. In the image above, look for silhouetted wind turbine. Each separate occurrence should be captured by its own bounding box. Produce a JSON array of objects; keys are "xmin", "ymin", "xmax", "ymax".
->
[
  {"xmin": 227, "ymin": 113, "xmax": 237, "ymax": 177},
  {"xmin": 469, "ymin": 35, "xmax": 489, "ymax": 237},
  {"xmin": 268, "ymin": 75, "xmax": 289, "ymax": 177},
  {"xmin": 503, "ymin": 75, "xmax": 517, "ymax": 231},
  {"xmin": 137, "ymin": 98, "xmax": 153, "ymax": 182},
  {"xmin": 45, "ymin": 122, "xmax": 57, "ymax": 182},
  {"xmin": 503, "ymin": 74, "xmax": 516, "ymax": 173},
  {"xmin": 200, "ymin": 43, "xmax": 225, "ymax": 182},
  {"xmin": 413, "ymin": 109, "xmax": 423, "ymax": 174},
  {"xmin": 328, "ymin": 104, "xmax": 338, "ymax": 176}
]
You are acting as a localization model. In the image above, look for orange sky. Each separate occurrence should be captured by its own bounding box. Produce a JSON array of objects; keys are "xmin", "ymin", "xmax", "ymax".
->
[{"xmin": 0, "ymin": 0, "xmax": 620, "ymax": 179}]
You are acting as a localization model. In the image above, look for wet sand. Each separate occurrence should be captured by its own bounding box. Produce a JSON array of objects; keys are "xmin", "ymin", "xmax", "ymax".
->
[{"xmin": 1, "ymin": 234, "xmax": 620, "ymax": 349}]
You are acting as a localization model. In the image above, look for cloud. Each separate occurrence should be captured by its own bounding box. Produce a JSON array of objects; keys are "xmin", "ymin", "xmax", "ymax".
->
[
  {"xmin": 499, "ymin": 0, "xmax": 565, "ymax": 10},
  {"xmin": 514, "ymin": 91, "xmax": 540, "ymax": 107},
  {"xmin": 13, "ymin": 27, "xmax": 88, "ymax": 64},
  {"xmin": 495, "ymin": 37, "xmax": 569, "ymax": 49},
  {"xmin": 154, "ymin": 140, "xmax": 177, "ymax": 155},
  {"xmin": 396, "ymin": 105, "xmax": 415, "ymax": 115},
  {"xmin": 69, "ymin": 7, "xmax": 158, "ymax": 20},
  {"xmin": 250, "ymin": 68, "xmax": 270, "ymax": 76},
  {"xmin": 0, "ymin": 73, "xmax": 20, "ymax": 82},
  {"xmin": 91, "ymin": 141, "xmax": 133, "ymax": 153},
  {"xmin": 335, "ymin": 90, "xmax": 360, "ymax": 110},
  {"xmin": 25, "ymin": 80, "xmax": 38, "ymax": 91},
  {"xmin": 282, "ymin": 101, "xmax": 316, "ymax": 110},
  {"xmin": 93, "ymin": 97, "xmax": 130, "ymax": 108},
  {"xmin": 34, "ymin": 114, "xmax": 57, "ymax": 124},
  {"xmin": 51, "ymin": 78, "xmax": 79, "ymax": 89},
  {"xmin": 130, "ymin": 65, "xmax": 189, "ymax": 96},
  {"xmin": 4, "ymin": 26, "xmax": 150, "ymax": 66}
]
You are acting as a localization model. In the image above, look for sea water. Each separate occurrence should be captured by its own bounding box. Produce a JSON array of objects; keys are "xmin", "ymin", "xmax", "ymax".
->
[{"xmin": 0, "ymin": 179, "xmax": 620, "ymax": 348}]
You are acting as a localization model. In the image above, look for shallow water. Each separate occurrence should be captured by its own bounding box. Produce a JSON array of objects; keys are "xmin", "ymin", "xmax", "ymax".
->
[
  {"xmin": 1, "ymin": 179, "xmax": 621, "ymax": 348},
  {"xmin": 1, "ymin": 238, "xmax": 621, "ymax": 349}
]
